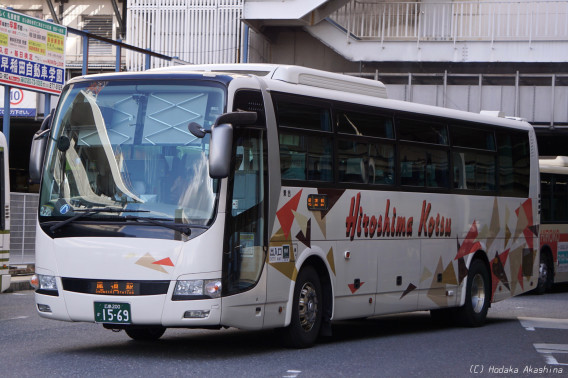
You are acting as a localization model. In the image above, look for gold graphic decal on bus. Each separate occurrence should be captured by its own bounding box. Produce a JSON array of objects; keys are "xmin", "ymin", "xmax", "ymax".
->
[
  {"xmin": 326, "ymin": 247, "xmax": 336, "ymax": 276},
  {"xmin": 426, "ymin": 257, "xmax": 457, "ymax": 307},
  {"xmin": 135, "ymin": 253, "xmax": 174, "ymax": 273}
]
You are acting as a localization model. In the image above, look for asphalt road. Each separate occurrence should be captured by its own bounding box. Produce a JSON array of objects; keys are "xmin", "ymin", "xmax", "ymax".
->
[{"xmin": 1, "ymin": 284, "xmax": 567, "ymax": 377}]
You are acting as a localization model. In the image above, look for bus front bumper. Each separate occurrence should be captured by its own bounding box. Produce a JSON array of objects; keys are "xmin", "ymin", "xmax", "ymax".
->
[{"xmin": 34, "ymin": 290, "xmax": 222, "ymax": 327}]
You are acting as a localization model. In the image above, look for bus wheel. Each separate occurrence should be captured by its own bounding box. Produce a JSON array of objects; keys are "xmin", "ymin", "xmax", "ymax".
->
[
  {"xmin": 535, "ymin": 252, "xmax": 553, "ymax": 295},
  {"xmin": 457, "ymin": 259, "xmax": 490, "ymax": 327},
  {"xmin": 280, "ymin": 266, "xmax": 322, "ymax": 348},
  {"xmin": 125, "ymin": 326, "xmax": 166, "ymax": 341}
]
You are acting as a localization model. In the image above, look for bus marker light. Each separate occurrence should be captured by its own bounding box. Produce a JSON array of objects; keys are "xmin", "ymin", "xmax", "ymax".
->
[
  {"xmin": 344, "ymin": 251, "xmax": 351, "ymax": 259},
  {"xmin": 307, "ymin": 194, "xmax": 328, "ymax": 211},
  {"xmin": 30, "ymin": 275, "xmax": 39, "ymax": 290}
]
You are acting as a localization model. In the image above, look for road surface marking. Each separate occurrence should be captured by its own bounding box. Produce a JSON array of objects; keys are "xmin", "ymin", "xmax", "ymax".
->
[
  {"xmin": 534, "ymin": 344, "xmax": 568, "ymax": 366},
  {"xmin": 518, "ymin": 317, "xmax": 568, "ymax": 331},
  {"xmin": 0, "ymin": 316, "xmax": 29, "ymax": 322}
]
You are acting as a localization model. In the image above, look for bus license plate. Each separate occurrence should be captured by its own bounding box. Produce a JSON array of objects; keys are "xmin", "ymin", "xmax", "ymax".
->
[{"xmin": 94, "ymin": 302, "xmax": 131, "ymax": 324}]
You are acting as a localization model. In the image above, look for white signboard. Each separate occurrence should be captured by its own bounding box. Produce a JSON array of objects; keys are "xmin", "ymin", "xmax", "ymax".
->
[
  {"xmin": 0, "ymin": 8, "xmax": 66, "ymax": 94},
  {"xmin": 0, "ymin": 87, "xmax": 37, "ymax": 117}
]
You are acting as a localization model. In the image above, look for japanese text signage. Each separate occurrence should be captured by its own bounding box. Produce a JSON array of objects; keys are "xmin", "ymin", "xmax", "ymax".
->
[{"xmin": 0, "ymin": 8, "xmax": 66, "ymax": 94}]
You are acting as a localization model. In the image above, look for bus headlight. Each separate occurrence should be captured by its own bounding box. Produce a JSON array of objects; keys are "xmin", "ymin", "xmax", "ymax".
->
[
  {"xmin": 173, "ymin": 279, "xmax": 222, "ymax": 300},
  {"xmin": 31, "ymin": 274, "xmax": 59, "ymax": 296}
]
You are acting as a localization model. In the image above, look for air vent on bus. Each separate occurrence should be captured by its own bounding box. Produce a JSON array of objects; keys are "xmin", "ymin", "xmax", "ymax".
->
[{"xmin": 270, "ymin": 66, "xmax": 388, "ymax": 99}]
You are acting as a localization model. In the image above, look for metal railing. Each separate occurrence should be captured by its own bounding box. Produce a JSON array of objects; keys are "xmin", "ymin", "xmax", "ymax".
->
[{"xmin": 331, "ymin": 1, "xmax": 568, "ymax": 43}]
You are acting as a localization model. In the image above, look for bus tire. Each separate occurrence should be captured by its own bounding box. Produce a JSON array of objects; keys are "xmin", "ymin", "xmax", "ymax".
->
[
  {"xmin": 279, "ymin": 265, "xmax": 322, "ymax": 348},
  {"xmin": 457, "ymin": 259, "xmax": 490, "ymax": 327},
  {"xmin": 535, "ymin": 251, "xmax": 553, "ymax": 295},
  {"xmin": 125, "ymin": 326, "xmax": 166, "ymax": 341}
]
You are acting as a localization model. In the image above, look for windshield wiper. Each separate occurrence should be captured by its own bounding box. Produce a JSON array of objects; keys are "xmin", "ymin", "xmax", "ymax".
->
[
  {"xmin": 124, "ymin": 216, "xmax": 208, "ymax": 237},
  {"xmin": 50, "ymin": 207, "xmax": 148, "ymax": 232}
]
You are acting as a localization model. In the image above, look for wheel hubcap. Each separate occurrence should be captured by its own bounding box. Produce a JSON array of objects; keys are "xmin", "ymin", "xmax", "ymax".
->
[
  {"xmin": 298, "ymin": 282, "xmax": 318, "ymax": 332},
  {"xmin": 539, "ymin": 261, "xmax": 548, "ymax": 286},
  {"xmin": 471, "ymin": 274, "xmax": 486, "ymax": 314}
]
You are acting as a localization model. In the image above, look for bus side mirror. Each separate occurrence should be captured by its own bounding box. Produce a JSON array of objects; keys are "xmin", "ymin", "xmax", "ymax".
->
[
  {"xmin": 209, "ymin": 123, "xmax": 233, "ymax": 179},
  {"xmin": 29, "ymin": 111, "xmax": 53, "ymax": 184},
  {"xmin": 208, "ymin": 111, "xmax": 257, "ymax": 179}
]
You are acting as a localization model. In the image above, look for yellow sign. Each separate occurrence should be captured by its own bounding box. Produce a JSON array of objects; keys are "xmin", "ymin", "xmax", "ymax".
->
[
  {"xmin": 28, "ymin": 40, "xmax": 46, "ymax": 55},
  {"xmin": 46, "ymin": 32, "xmax": 64, "ymax": 54}
]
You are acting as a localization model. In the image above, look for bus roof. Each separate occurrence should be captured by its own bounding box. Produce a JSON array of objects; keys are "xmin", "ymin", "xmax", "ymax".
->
[
  {"xmin": 151, "ymin": 64, "xmax": 388, "ymax": 99},
  {"xmin": 540, "ymin": 156, "xmax": 568, "ymax": 174},
  {"xmin": 71, "ymin": 64, "xmax": 533, "ymax": 132}
]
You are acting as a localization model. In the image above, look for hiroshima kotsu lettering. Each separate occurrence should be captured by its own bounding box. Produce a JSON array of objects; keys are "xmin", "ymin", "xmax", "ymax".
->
[{"xmin": 345, "ymin": 193, "xmax": 451, "ymax": 241}]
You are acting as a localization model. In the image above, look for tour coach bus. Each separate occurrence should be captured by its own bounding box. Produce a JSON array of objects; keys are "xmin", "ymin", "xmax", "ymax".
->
[
  {"xmin": 0, "ymin": 131, "xmax": 9, "ymax": 293},
  {"xmin": 537, "ymin": 156, "xmax": 568, "ymax": 293},
  {"xmin": 29, "ymin": 64, "xmax": 539, "ymax": 347}
]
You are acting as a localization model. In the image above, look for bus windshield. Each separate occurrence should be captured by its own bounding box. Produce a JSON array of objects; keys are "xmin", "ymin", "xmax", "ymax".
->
[{"xmin": 38, "ymin": 79, "xmax": 225, "ymax": 227}]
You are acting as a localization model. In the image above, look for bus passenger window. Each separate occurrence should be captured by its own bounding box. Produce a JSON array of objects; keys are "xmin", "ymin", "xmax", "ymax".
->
[
  {"xmin": 425, "ymin": 150, "xmax": 449, "ymax": 188},
  {"xmin": 279, "ymin": 132, "xmax": 332, "ymax": 181},
  {"xmin": 400, "ymin": 145, "xmax": 425, "ymax": 187}
]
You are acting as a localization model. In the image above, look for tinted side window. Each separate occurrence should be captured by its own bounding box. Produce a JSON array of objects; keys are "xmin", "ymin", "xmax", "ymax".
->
[
  {"xmin": 497, "ymin": 131, "xmax": 530, "ymax": 197},
  {"xmin": 336, "ymin": 109, "xmax": 394, "ymax": 138},
  {"xmin": 273, "ymin": 94, "xmax": 331, "ymax": 132},
  {"xmin": 451, "ymin": 125, "xmax": 496, "ymax": 192},
  {"xmin": 452, "ymin": 151, "xmax": 495, "ymax": 191},
  {"xmin": 552, "ymin": 175, "xmax": 568, "ymax": 222},
  {"xmin": 233, "ymin": 90, "xmax": 266, "ymax": 127},
  {"xmin": 451, "ymin": 125, "xmax": 495, "ymax": 150},
  {"xmin": 400, "ymin": 145, "xmax": 449, "ymax": 188},
  {"xmin": 279, "ymin": 132, "xmax": 333, "ymax": 182},
  {"xmin": 397, "ymin": 118, "xmax": 448, "ymax": 145}
]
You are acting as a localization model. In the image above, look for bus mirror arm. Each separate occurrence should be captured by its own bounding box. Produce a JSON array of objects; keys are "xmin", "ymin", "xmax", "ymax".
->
[
  {"xmin": 189, "ymin": 111, "xmax": 257, "ymax": 139},
  {"xmin": 214, "ymin": 111, "xmax": 257, "ymax": 127},
  {"xmin": 29, "ymin": 110, "xmax": 54, "ymax": 184}
]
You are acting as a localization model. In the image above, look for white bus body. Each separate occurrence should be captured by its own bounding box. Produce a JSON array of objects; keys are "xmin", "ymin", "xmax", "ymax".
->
[
  {"xmin": 538, "ymin": 156, "xmax": 568, "ymax": 292},
  {"xmin": 0, "ymin": 132, "xmax": 9, "ymax": 292},
  {"xmin": 30, "ymin": 64, "xmax": 539, "ymax": 346}
]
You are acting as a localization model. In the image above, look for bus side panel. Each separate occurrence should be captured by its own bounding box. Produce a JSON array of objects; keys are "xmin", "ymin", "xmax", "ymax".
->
[
  {"xmin": 375, "ymin": 239, "xmax": 420, "ymax": 316},
  {"xmin": 334, "ymin": 240, "xmax": 377, "ymax": 320},
  {"xmin": 220, "ymin": 268, "xmax": 267, "ymax": 330},
  {"xmin": 417, "ymin": 238, "xmax": 459, "ymax": 310},
  {"xmin": 541, "ymin": 224, "xmax": 568, "ymax": 284}
]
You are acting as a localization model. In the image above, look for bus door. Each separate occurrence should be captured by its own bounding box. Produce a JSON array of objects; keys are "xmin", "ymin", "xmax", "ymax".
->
[{"xmin": 220, "ymin": 127, "xmax": 268, "ymax": 328}]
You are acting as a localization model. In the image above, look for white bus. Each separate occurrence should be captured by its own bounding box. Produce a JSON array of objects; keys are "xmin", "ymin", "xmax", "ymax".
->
[
  {"xmin": 0, "ymin": 131, "xmax": 9, "ymax": 293},
  {"xmin": 29, "ymin": 64, "xmax": 539, "ymax": 347},
  {"xmin": 537, "ymin": 156, "xmax": 568, "ymax": 293}
]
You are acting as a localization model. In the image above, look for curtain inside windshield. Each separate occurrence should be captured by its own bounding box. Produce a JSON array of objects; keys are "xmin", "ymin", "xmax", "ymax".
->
[{"xmin": 39, "ymin": 79, "xmax": 225, "ymax": 226}]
